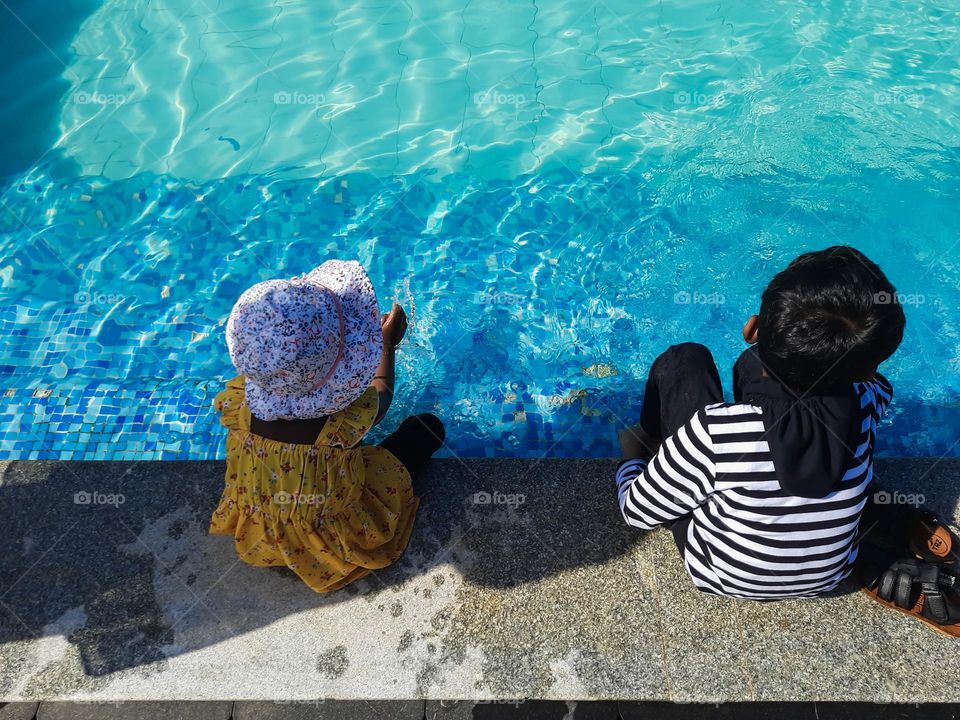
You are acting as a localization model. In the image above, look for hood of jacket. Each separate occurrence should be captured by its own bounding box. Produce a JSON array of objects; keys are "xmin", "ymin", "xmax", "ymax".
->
[{"xmin": 741, "ymin": 374, "xmax": 861, "ymax": 498}]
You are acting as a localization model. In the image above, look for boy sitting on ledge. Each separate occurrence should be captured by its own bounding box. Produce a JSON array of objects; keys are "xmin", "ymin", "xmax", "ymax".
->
[{"xmin": 616, "ymin": 246, "xmax": 959, "ymax": 634}]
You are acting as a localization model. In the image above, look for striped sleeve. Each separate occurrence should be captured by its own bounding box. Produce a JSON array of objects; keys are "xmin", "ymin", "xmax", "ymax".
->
[
  {"xmin": 858, "ymin": 373, "xmax": 894, "ymax": 421},
  {"xmin": 616, "ymin": 409, "xmax": 716, "ymax": 530}
]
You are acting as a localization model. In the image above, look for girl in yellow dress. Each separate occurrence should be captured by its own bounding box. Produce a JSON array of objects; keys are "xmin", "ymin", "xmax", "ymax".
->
[{"xmin": 209, "ymin": 260, "xmax": 445, "ymax": 592}]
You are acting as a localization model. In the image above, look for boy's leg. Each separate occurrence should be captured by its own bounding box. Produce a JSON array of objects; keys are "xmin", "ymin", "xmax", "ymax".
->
[
  {"xmin": 639, "ymin": 343, "xmax": 724, "ymax": 442},
  {"xmin": 378, "ymin": 414, "xmax": 446, "ymax": 480},
  {"xmin": 670, "ymin": 516, "xmax": 693, "ymax": 558},
  {"xmin": 732, "ymin": 345, "xmax": 762, "ymax": 403},
  {"xmin": 636, "ymin": 343, "xmax": 723, "ymax": 559}
]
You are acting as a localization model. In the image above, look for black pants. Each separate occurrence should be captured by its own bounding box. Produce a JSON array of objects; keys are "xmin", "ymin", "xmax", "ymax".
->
[
  {"xmin": 856, "ymin": 486, "xmax": 932, "ymax": 575},
  {"xmin": 379, "ymin": 413, "xmax": 445, "ymax": 480},
  {"xmin": 638, "ymin": 343, "xmax": 760, "ymax": 555},
  {"xmin": 639, "ymin": 342, "xmax": 764, "ymax": 440}
]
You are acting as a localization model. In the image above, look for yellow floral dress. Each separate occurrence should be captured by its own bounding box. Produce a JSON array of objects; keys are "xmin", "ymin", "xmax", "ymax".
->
[{"xmin": 209, "ymin": 376, "xmax": 418, "ymax": 592}]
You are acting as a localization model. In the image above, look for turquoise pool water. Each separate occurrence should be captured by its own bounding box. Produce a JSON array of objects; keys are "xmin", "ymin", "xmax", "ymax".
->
[{"xmin": 0, "ymin": 0, "xmax": 958, "ymax": 459}]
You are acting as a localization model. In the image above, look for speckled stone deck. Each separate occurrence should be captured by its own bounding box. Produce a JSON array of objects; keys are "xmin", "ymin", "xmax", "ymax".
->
[{"xmin": 1, "ymin": 459, "xmax": 958, "ymax": 703}]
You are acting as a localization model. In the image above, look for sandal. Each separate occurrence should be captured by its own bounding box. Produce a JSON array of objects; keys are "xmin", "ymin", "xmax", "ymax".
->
[
  {"xmin": 862, "ymin": 557, "xmax": 960, "ymax": 637},
  {"xmin": 862, "ymin": 507, "xmax": 958, "ymax": 566},
  {"xmin": 907, "ymin": 512, "xmax": 957, "ymax": 564}
]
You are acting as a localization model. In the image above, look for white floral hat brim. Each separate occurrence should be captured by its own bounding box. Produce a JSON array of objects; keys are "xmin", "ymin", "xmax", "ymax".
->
[{"xmin": 241, "ymin": 260, "xmax": 383, "ymax": 420}]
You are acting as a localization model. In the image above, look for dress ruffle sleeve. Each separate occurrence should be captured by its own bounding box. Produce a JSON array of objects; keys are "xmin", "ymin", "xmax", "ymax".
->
[
  {"xmin": 319, "ymin": 386, "xmax": 379, "ymax": 449},
  {"xmin": 214, "ymin": 375, "xmax": 250, "ymax": 432}
]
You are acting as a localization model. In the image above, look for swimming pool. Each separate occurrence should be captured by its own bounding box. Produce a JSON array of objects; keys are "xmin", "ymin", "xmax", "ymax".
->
[{"xmin": 0, "ymin": 0, "xmax": 958, "ymax": 460}]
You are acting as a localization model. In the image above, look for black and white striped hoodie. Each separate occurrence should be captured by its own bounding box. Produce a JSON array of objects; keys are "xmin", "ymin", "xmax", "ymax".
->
[{"xmin": 616, "ymin": 375, "xmax": 893, "ymax": 600}]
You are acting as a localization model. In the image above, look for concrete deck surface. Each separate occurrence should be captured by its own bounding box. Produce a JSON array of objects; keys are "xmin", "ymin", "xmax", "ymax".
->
[
  {"xmin": 3, "ymin": 700, "xmax": 960, "ymax": 719},
  {"xmin": 0, "ymin": 458, "xmax": 958, "ymax": 703}
]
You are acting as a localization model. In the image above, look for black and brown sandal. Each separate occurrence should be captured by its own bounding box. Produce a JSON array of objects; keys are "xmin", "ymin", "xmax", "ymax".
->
[
  {"xmin": 862, "ymin": 508, "xmax": 958, "ymax": 566},
  {"xmin": 907, "ymin": 512, "xmax": 958, "ymax": 564},
  {"xmin": 862, "ymin": 557, "xmax": 960, "ymax": 637}
]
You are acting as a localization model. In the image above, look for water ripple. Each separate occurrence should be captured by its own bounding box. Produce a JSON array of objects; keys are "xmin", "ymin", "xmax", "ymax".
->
[{"xmin": 41, "ymin": 0, "xmax": 958, "ymax": 181}]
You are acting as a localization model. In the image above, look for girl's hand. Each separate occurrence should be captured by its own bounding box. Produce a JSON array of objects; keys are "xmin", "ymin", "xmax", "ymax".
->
[{"xmin": 380, "ymin": 303, "xmax": 408, "ymax": 348}]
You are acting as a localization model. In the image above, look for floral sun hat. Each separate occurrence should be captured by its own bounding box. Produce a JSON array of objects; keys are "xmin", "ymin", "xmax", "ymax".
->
[{"xmin": 226, "ymin": 260, "xmax": 383, "ymax": 420}]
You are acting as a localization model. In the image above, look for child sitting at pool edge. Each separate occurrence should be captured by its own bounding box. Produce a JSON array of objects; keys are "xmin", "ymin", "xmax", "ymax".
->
[
  {"xmin": 209, "ymin": 259, "xmax": 445, "ymax": 592},
  {"xmin": 616, "ymin": 246, "xmax": 959, "ymax": 634}
]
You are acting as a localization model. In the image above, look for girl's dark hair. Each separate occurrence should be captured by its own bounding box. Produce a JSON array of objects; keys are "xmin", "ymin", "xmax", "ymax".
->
[{"xmin": 758, "ymin": 246, "xmax": 906, "ymax": 393}]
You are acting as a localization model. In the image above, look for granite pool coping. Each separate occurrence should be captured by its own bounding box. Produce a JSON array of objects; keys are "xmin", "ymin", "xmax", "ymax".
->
[
  {"xmin": 1, "ymin": 458, "xmax": 958, "ymax": 703},
  {"xmin": 4, "ymin": 700, "xmax": 960, "ymax": 719}
]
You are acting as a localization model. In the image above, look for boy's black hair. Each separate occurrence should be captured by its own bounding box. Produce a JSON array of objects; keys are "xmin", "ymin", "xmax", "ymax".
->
[{"xmin": 758, "ymin": 245, "xmax": 905, "ymax": 393}]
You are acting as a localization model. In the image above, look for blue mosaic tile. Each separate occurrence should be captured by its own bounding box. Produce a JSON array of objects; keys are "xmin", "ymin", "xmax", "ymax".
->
[{"xmin": 2, "ymin": 166, "xmax": 959, "ymax": 461}]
